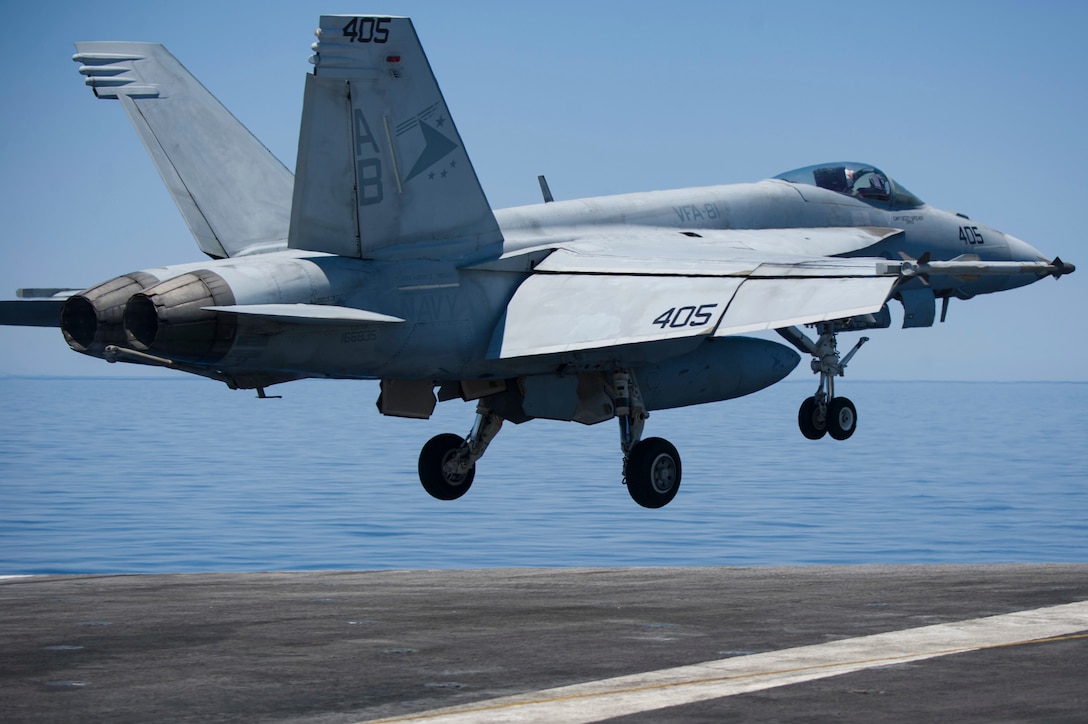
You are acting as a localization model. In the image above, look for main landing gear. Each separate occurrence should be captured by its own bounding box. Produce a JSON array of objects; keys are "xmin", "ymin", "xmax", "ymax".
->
[
  {"xmin": 418, "ymin": 401, "xmax": 503, "ymax": 501},
  {"xmin": 416, "ymin": 370, "xmax": 682, "ymax": 509},
  {"xmin": 614, "ymin": 371, "xmax": 681, "ymax": 509},
  {"xmin": 779, "ymin": 323, "xmax": 868, "ymax": 442}
]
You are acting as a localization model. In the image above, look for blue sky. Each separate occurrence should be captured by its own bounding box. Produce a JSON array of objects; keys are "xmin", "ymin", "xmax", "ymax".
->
[{"xmin": 1, "ymin": 1, "xmax": 1084, "ymax": 380}]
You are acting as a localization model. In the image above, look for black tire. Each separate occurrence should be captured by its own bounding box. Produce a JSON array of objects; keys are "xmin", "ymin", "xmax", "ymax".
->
[
  {"xmin": 798, "ymin": 396, "xmax": 827, "ymax": 440},
  {"xmin": 626, "ymin": 437, "xmax": 681, "ymax": 509},
  {"xmin": 827, "ymin": 397, "xmax": 857, "ymax": 441},
  {"xmin": 418, "ymin": 433, "xmax": 475, "ymax": 500}
]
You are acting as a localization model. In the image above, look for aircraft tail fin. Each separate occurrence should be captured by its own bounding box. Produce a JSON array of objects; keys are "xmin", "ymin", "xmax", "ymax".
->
[
  {"xmin": 288, "ymin": 16, "xmax": 503, "ymax": 260},
  {"xmin": 73, "ymin": 42, "xmax": 294, "ymax": 259}
]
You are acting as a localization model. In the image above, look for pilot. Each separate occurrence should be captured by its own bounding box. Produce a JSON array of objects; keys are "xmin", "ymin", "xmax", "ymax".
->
[{"xmin": 856, "ymin": 170, "xmax": 890, "ymax": 200}]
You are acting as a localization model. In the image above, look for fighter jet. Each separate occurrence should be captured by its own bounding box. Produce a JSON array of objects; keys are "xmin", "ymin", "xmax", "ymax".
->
[{"xmin": 0, "ymin": 15, "xmax": 1074, "ymax": 508}]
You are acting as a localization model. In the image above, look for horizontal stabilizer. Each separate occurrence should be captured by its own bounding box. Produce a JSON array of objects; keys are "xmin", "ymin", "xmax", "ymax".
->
[
  {"xmin": 0, "ymin": 300, "xmax": 66, "ymax": 327},
  {"xmin": 73, "ymin": 42, "xmax": 294, "ymax": 258},
  {"xmin": 17, "ymin": 288, "xmax": 82, "ymax": 299},
  {"xmin": 204, "ymin": 304, "xmax": 404, "ymax": 324}
]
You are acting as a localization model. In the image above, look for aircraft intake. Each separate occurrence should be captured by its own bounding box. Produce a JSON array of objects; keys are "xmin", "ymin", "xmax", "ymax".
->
[
  {"xmin": 60, "ymin": 271, "xmax": 160, "ymax": 355},
  {"xmin": 124, "ymin": 269, "xmax": 237, "ymax": 362}
]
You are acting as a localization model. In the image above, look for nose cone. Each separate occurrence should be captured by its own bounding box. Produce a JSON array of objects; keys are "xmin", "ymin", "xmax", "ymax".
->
[
  {"xmin": 1005, "ymin": 232, "xmax": 1075, "ymax": 276},
  {"xmin": 994, "ymin": 233, "xmax": 1075, "ymax": 290},
  {"xmin": 1005, "ymin": 233, "xmax": 1047, "ymax": 262}
]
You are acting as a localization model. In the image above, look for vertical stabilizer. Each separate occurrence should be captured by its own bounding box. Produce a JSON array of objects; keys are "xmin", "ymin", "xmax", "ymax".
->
[
  {"xmin": 73, "ymin": 43, "xmax": 294, "ymax": 258},
  {"xmin": 289, "ymin": 16, "xmax": 503, "ymax": 260}
]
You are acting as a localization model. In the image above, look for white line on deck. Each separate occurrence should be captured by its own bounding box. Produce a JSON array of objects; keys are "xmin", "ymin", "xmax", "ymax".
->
[{"xmin": 365, "ymin": 599, "xmax": 1088, "ymax": 724}]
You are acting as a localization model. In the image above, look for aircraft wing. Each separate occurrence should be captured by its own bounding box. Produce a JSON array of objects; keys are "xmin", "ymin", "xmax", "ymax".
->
[
  {"xmin": 532, "ymin": 226, "xmax": 903, "ymax": 270},
  {"xmin": 486, "ymin": 227, "xmax": 900, "ymax": 359}
]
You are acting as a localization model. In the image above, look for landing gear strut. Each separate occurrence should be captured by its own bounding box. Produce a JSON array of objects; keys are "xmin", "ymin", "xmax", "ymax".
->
[
  {"xmin": 418, "ymin": 401, "xmax": 503, "ymax": 500},
  {"xmin": 615, "ymin": 371, "xmax": 681, "ymax": 508},
  {"xmin": 417, "ymin": 372, "xmax": 684, "ymax": 508},
  {"xmin": 779, "ymin": 323, "xmax": 868, "ymax": 442}
]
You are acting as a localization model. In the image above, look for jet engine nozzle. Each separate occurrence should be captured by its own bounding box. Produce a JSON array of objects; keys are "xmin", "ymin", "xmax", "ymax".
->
[
  {"xmin": 124, "ymin": 270, "xmax": 237, "ymax": 362},
  {"xmin": 60, "ymin": 271, "xmax": 160, "ymax": 355}
]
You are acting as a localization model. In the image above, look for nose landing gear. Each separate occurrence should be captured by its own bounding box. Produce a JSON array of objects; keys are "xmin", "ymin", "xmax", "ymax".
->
[
  {"xmin": 780, "ymin": 323, "xmax": 868, "ymax": 442},
  {"xmin": 626, "ymin": 437, "xmax": 682, "ymax": 508}
]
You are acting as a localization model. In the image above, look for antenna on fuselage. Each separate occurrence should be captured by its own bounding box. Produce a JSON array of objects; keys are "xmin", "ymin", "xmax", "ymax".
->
[{"xmin": 537, "ymin": 175, "xmax": 554, "ymax": 203}]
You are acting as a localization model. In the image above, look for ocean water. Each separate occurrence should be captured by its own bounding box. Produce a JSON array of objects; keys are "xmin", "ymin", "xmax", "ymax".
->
[{"xmin": 0, "ymin": 377, "xmax": 1085, "ymax": 573}]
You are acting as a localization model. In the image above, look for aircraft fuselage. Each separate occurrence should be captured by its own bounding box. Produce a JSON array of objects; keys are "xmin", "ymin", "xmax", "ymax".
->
[{"xmin": 87, "ymin": 178, "xmax": 1044, "ymax": 391}]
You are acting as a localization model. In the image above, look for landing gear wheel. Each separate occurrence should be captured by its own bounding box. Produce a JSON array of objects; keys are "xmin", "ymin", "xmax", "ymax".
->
[
  {"xmin": 626, "ymin": 437, "xmax": 681, "ymax": 509},
  {"xmin": 418, "ymin": 433, "xmax": 475, "ymax": 501},
  {"xmin": 827, "ymin": 397, "xmax": 857, "ymax": 441},
  {"xmin": 798, "ymin": 396, "xmax": 827, "ymax": 440}
]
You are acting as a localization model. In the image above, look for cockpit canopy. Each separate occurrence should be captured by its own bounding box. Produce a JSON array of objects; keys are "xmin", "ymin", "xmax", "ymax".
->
[{"xmin": 774, "ymin": 162, "xmax": 924, "ymax": 209}]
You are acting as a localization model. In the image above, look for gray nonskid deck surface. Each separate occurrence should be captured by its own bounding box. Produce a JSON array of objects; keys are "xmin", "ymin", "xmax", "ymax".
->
[{"xmin": 2, "ymin": 565, "xmax": 1086, "ymax": 722}]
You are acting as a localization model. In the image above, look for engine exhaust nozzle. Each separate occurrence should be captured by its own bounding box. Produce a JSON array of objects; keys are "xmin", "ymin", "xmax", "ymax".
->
[
  {"xmin": 60, "ymin": 271, "xmax": 159, "ymax": 355},
  {"xmin": 124, "ymin": 269, "xmax": 236, "ymax": 362}
]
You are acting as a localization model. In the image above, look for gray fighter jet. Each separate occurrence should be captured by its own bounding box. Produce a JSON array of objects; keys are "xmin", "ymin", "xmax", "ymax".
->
[{"xmin": 0, "ymin": 16, "xmax": 1075, "ymax": 508}]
